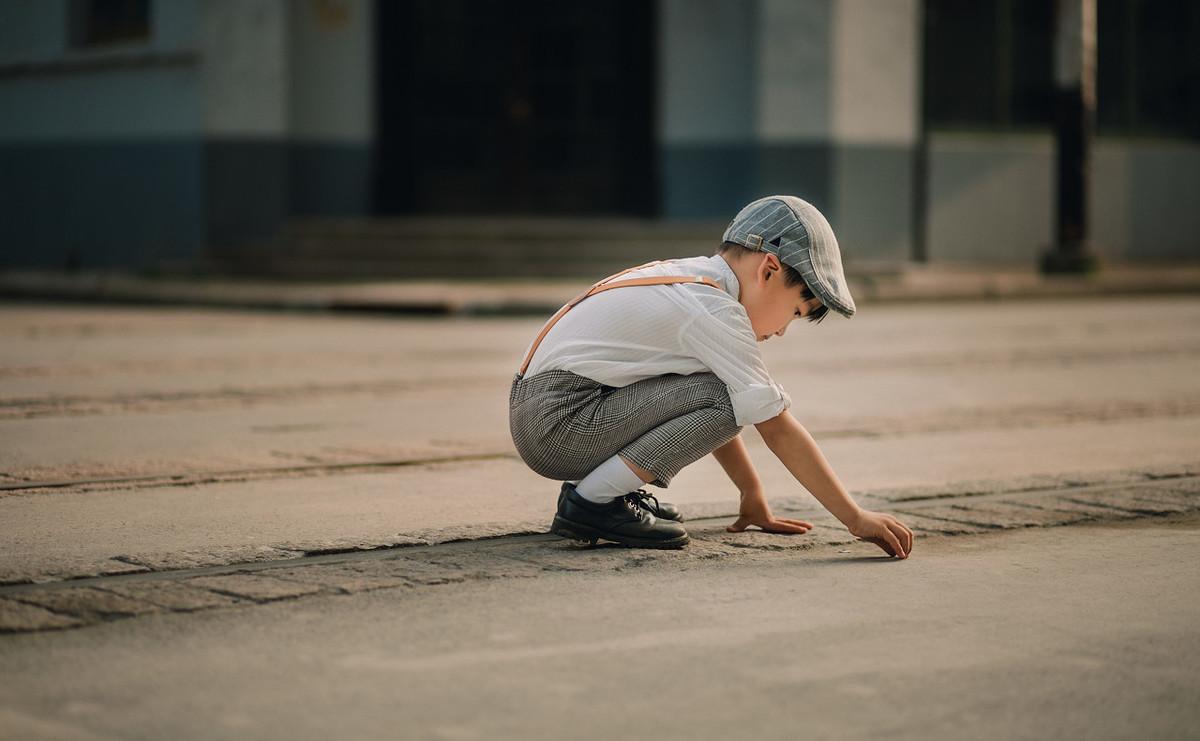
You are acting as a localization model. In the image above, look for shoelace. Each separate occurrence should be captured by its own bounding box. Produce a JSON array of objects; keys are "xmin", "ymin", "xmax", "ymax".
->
[{"xmin": 624, "ymin": 488, "xmax": 661, "ymax": 515}]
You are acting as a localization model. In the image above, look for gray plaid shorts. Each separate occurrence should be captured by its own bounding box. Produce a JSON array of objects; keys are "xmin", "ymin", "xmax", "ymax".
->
[{"xmin": 508, "ymin": 369, "xmax": 742, "ymax": 488}]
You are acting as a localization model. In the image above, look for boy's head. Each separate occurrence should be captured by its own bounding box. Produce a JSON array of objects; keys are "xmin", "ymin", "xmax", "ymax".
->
[{"xmin": 716, "ymin": 195, "xmax": 856, "ymax": 342}]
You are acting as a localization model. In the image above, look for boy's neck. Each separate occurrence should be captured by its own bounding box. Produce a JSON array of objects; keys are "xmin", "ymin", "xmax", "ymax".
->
[{"xmin": 719, "ymin": 251, "xmax": 758, "ymax": 301}]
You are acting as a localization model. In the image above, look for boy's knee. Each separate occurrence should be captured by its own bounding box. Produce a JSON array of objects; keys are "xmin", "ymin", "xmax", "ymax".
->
[
  {"xmin": 700, "ymin": 377, "xmax": 738, "ymax": 427},
  {"xmin": 691, "ymin": 373, "xmax": 732, "ymax": 405}
]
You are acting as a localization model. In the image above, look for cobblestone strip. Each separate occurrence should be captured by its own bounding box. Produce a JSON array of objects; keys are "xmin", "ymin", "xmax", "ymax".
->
[
  {"xmin": 8, "ymin": 466, "xmax": 1194, "ymax": 589},
  {"xmin": 1, "ymin": 475, "xmax": 1196, "ymax": 636}
]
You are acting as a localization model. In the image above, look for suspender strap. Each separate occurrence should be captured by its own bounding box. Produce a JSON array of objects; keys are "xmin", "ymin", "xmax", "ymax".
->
[{"xmin": 517, "ymin": 261, "xmax": 723, "ymax": 376}]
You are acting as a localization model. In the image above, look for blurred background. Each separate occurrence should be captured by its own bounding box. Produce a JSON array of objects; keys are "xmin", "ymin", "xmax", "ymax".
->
[
  {"xmin": 3, "ymin": 6, "xmax": 1200, "ymax": 731},
  {"xmin": 0, "ymin": 0, "xmax": 1197, "ymax": 278}
]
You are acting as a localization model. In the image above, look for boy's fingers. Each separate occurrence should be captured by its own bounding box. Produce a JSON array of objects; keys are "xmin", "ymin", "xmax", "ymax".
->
[
  {"xmin": 774, "ymin": 519, "xmax": 809, "ymax": 530},
  {"xmin": 766, "ymin": 521, "xmax": 809, "ymax": 534},
  {"xmin": 780, "ymin": 518, "xmax": 814, "ymax": 528},
  {"xmin": 886, "ymin": 524, "xmax": 908, "ymax": 557},
  {"xmin": 880, "ymin": 529, "xmax": 904, "ymax": 558},
  {"xmin": 858, "ymin": 536, "xmax": 893, "ymax": 556},
  {"xmin": 888, "ymin": 521, "xmax": 909, "ymax": 555}
]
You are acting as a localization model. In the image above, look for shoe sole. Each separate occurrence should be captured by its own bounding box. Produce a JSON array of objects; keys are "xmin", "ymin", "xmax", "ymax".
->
[{"xmin": 550, "ymin": 515, "xmax": 689, "ymax": 550}]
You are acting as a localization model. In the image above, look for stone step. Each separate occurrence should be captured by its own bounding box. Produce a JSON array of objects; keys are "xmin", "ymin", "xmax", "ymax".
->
[{"xmin": 214, "ymin": 217, "xmax": 909, "ymax": 278}]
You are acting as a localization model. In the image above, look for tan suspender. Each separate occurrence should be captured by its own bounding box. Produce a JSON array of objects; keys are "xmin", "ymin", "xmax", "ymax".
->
[{"xmin": 517, "ymin": 260, "xmax": 723, "ymax": 377}]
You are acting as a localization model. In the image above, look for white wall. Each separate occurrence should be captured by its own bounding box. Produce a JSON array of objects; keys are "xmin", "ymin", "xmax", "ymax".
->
[
  {"xmin": 830, "ymin": 0, "xmax": 918, "ymax": 146},
  {"xmin": 928, "ymin": 133, "xmax": 1200, "ymax": 262},
  {"xmin": 828, "ymin": 0, "xmax": 919, "ymax": 262},
  {"xmin": 199, "ymin": 0, "xmax": 287, "ymax": 137},
  {"xmin": 0, "ymin": 0, "xmax": 203, "ymax": 140},
  {"xmin": 756, "ymin": 0, "xmax": 918, "ymax": 145},
  {"xmin": 0, "ymin": 0, "xmax": 377, "ymax": 142},
  {"xmin": 658, "ymin": 0, "xmax": 756, "ymax": 145},
  {"xmin": 288, "ymin": 0, "xmax": 373, "ymax": 143},
  {"xmin": 0, "ymin": 67, "xmax": 202, "ymax": 139},
  {"xmin": 927, "ymin": 134, "xmax": 1053, "ymax": 263},
  {"xmin": 757, "ymin": 0, "xmax": 831, "ymax": 142},
  {"xmin": 0, "ymin": 0, "xmax": 68, "ymax": 63},
  {"xmin": 1091, "ymin": 139, "xmax": 1200, "ymax": 261}
]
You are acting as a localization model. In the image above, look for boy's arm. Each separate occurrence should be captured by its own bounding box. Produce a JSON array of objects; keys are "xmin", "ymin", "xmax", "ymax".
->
[
  {"xmin": 710, "ymin": 433, "xmax": 761, "ymax": 495},
  {"xmin": 711, "ymin": 434, "xmax": 814, "ymax": 535},
  {"xmin": 755, "ymin": 410, "xmax": 914, "ymax": 558}
]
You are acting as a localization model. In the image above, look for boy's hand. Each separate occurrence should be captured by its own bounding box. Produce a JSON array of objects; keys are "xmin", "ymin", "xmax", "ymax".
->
[
  {"xmin": 726, "ymin": 495, "xmax": 813, "ymax": 535},
  {"xmin": 848, "ymin": 510, "xmax": 914, "ymax": 559}
]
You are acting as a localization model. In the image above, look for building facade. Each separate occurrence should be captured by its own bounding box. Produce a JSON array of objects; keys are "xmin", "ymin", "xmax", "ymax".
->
[{"xmin": 0, "ymin": 0, "xmax": 1196, "ymax": 272}]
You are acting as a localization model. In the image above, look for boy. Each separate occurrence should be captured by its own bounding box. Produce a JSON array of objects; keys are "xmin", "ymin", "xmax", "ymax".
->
[{"xmin": 509, "ymin": 195, "xmax": 913, "ymax": 558}]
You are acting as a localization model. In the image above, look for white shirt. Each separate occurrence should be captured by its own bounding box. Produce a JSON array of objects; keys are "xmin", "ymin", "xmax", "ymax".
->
[{"xmin": 521, "ymin": 254, "xmax": 792, "ymax": 426}]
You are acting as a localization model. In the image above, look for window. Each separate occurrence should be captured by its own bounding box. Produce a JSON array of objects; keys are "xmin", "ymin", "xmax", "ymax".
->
[
  {"xmin": 923, "ymin": 0, "xmax": 1055, "ymax": 130},
  {"xmin": 1096, "ymin": 0, "xmax": 1200, "ymax": 138},
  {"xmin": 70, "ymin": 0, "xmax": 151, "ymax": 48},
  {"xmin": 924, "ymin": 0, "xmax": 1199, "ymax": 139}
]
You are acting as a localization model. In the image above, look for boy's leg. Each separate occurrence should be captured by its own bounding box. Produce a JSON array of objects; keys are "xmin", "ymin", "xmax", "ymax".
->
[
  {"xmin": 619, "ymin": 457, "xmax": 656, "ymax": 483},
  {"xmin": 614, "ymin": 399, "xmax": 741, "ymax": 488},
  {"xmin": 573, "ymin": 453, "xmax": 648, "ymax": 503},
  {"xmin": 510, "ymin": 370, "xmax": 741, "ymax": 489},
  {"xmin": 567, "ymin": 374, "xmax": 741, "ymax": 525},
  {"xmin": 512, "ymin": 370, "xmax": 738, "ymax": 547}
]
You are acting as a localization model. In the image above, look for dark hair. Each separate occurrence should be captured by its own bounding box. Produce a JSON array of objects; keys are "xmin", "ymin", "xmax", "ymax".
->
[{"xmin": 716, "ymin": 241, "xmax": 829, "ymax": 324}]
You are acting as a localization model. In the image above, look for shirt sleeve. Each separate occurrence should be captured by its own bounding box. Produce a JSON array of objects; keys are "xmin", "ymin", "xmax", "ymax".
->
[{"xmin": 677, "ymin": 305, "xmax": 792, "ymax": 426}]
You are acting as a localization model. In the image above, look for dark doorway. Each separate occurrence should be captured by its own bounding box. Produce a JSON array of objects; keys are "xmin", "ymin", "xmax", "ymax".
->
[{"xmin": 375, "ymin": 0, "xmax": 657, "ymax": 217}]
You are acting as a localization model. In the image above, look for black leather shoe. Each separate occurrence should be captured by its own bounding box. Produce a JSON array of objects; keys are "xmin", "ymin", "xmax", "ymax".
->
[
  {"xmin": 624, "ymin": 489, "xmax": 684, "ymax": 522},
  {"xmin": 551, "ymin": 483, "xmax": 689, "ymax": 549},
  {"xmin": 558, "ymin": 486, "xmax": 684, "ymax": 522}
]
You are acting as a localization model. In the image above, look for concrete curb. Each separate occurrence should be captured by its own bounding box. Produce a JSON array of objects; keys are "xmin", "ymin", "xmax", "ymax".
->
[
  {"xmin": 1, "ymin": 471, "xmax": 1196, "ymax": 635},
  {"xmin": 3, "ymin": 462, "xmax": 1195, "ymax": 589}
]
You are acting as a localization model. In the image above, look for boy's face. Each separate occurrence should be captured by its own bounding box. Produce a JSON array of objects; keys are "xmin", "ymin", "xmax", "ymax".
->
[{"xmin": 743, "ymin": 254, "xmax": 823, "ymax": 342}]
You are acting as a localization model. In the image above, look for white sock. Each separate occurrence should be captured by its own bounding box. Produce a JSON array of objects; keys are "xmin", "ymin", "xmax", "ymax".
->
[{"xmin": 573, "ymin": 454, "xmax": 647, "ymax": 503}]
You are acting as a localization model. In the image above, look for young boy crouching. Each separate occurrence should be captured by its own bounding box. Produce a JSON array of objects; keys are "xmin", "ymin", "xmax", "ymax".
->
[{"xmin": 508, "ymin": 195, "xmax": 913, "ymax": 558}]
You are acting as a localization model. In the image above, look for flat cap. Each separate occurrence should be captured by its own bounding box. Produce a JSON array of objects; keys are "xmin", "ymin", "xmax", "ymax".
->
[{"xmin": 722, "ymin": 195, "xmax": 856, "ymax": 318}]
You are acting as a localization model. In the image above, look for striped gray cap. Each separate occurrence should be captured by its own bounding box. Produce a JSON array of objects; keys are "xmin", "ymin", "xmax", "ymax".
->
[{"xmin": 721, "ymin": 195, "xmax": 856, "ymax": 318}]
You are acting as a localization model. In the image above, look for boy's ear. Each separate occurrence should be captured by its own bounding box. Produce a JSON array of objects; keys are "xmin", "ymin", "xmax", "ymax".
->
[{"xmin": 760, "ymin": 253, "xmax": 781, "ymax": 281}]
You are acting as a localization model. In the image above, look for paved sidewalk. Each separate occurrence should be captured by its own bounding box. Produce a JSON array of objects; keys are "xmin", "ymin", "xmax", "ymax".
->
[{"xmin": 4, "ymin": 260, "xmax": 1200, "ymax": 315}]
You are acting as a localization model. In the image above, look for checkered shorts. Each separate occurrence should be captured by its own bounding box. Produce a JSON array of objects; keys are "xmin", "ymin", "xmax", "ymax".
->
[{"xmin": 508, "ymin": 369, "xmax": 742, "ymax": 488}]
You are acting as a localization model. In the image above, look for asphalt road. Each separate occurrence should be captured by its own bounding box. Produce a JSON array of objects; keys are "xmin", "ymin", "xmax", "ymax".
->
[{"xmin": 1, "ymin": 515, "xmax": 1197, "ymax": 740}]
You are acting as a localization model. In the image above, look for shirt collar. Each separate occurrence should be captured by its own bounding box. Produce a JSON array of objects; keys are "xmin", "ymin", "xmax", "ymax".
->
[{"xmin": 711, "ymin": 254, "xmax": 741, "ymax": 300}]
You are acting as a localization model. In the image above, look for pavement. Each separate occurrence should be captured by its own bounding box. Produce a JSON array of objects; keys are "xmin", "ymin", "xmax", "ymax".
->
[
  {"xmin": 1, "ymin": 292, "xmax": 1199, "ymax": 738},
  {"xmin": 3, "ymin": 259, "xmax": 1200, "ymax": 316},
  {"xmin": 2, "ymin": 512, "xmax": 1198, "ymax": 739}
]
